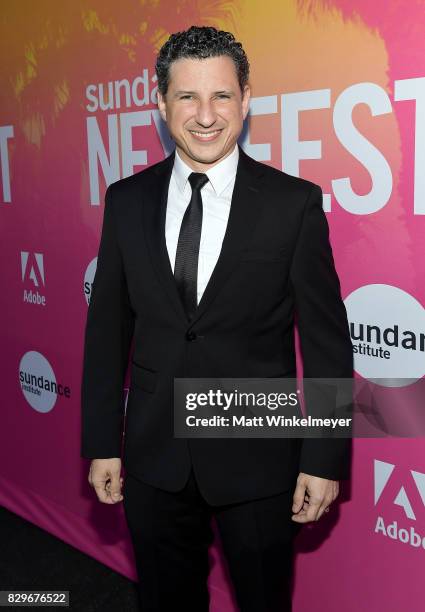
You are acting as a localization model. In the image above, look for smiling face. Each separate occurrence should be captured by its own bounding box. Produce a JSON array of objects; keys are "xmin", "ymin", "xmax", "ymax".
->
[{"xmin": 157, "ymin": 55, "xmax": 250, "ymax": 171}]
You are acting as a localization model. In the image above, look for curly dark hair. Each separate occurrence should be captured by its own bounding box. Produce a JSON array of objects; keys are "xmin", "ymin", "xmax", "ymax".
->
[{"xmin": 155, "ymin": 25, "xmax": 250, "ymax": 96}]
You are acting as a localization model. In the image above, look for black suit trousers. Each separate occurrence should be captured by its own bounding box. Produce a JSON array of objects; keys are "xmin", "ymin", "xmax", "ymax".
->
[{"xmin": 123, "ymin": 466, "xmax": 301, "ymax": 612}]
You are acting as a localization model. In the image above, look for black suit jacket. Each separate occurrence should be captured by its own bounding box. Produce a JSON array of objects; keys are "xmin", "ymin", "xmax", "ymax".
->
[{"xmin": 81, "ymin": 145, "xmax": 353, "ymax": 505}]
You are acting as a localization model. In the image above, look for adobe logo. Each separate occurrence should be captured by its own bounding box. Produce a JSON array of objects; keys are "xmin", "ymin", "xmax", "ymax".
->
[
  {"xmin": 374, "ymin": 459, "xmax": 425, "ymax": 520},
  {"xmin": 21, "ymin": 251, "xmax": 44, "ymax": 286},
  {"xmin": 21, "ymin": 251, "xmax": 46, "ymax": 306}
]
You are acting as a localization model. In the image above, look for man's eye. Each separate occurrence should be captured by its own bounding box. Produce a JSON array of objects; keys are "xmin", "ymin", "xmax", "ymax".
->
[
  {"xmin": 180, "ymin": 95, "xmax": 193, "ymax": 100},
  {"xmin": 216, "ymin": 94, "xmax": 230, "ymax": 99}
]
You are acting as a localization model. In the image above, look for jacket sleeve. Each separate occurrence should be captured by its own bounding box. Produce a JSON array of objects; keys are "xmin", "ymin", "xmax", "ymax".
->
[
  {"xmin": 80, "ymin": 184, "xmax": 135, "ymax": 459},
  {"xmin": 289, "ymin": 184, "xmax": 354, "ymax": 480}
]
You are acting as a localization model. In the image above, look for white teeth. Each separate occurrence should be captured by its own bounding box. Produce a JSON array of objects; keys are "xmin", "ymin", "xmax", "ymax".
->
[{"xmin": 190, "ymin": 130, "xmax": 220, "ymax": 138}]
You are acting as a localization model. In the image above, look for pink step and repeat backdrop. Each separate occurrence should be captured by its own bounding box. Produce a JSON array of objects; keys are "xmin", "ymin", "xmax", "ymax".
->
[{"xmin": 1, "ymin": 1, "xmax": 424, "ymax": 610}]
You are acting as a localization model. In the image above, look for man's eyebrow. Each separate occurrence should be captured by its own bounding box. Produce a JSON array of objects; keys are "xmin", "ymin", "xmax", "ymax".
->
[
  {"xmin": 173, "ymin": 89, "xmax": 235, "ymax": 97},
  {"xmin": 173, "ymin": 90, "xmax": 197, "ymax": 97}
]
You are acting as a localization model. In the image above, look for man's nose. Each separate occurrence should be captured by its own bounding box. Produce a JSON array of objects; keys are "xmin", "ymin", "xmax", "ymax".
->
[{"xmin": 195, "ymin": 100, "xmax": 216, "ymax": 127}]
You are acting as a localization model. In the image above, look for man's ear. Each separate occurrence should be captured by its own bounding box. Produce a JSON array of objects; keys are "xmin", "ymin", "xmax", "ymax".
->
[
  {"xmin": 157, "ymin": 91, "xmax": 167, "ymax": 122},
  {"xmin": 241, "ymin": 85, "xmax": 251, "ymax": 120}
]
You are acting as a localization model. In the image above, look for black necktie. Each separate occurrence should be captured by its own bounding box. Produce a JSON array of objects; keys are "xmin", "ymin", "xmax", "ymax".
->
[{"xmin": 174, "ymin": 172, "xmax": 209, "ymax": 320}]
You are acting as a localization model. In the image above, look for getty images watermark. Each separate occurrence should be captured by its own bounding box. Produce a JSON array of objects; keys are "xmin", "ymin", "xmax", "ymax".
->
[{"xmin": 173, "ymin": 377, "xmax": 425, "ymax": 438}]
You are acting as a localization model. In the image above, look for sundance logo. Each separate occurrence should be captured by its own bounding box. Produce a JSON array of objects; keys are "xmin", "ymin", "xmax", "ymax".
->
[
  {"xmin": 84, "ymin": 257, "xmax": 97, "ymax": 305},
  {"xmin": 344, "ymin": 284, "xmax": 425, "ymax": 386},
  {"xmin": 21, "ymin": 251, "xmax": 46, "ymax": 306},
  {"xmin": 19, "ymin": 351, "xmax": 71, "ymax": 413},
  {"xmin": 374, "ymin": 459, "xmax": 425, "ymax": 549}
]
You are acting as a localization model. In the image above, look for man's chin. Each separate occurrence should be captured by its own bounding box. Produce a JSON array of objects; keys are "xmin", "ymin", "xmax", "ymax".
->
[{"xmin": 180, "ymin": 143, "xmax": 232, "ymax": 167}]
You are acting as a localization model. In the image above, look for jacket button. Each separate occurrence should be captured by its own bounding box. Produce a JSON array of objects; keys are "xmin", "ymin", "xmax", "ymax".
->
[{"xmin": 185, "ymin": 330, "xmax": 197, "ymax": 341}]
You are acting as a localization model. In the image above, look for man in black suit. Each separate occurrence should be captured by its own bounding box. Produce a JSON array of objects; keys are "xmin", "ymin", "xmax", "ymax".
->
[{"xmin": 81, "ymin": 26, "xmax": 353, "ymax": 611}]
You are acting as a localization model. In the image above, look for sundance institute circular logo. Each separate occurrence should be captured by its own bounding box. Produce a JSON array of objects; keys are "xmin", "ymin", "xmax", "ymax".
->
[
  {"xmin": 19, "ymin": 351, "xmax": 58, "ymax": 413},
  {"xmin": 344, "ymin": 284, "xmax": 425, "ymax": 387},
  {"xmin": 84, "ymin": 257, "xmax": 97, "ymax": 305}
]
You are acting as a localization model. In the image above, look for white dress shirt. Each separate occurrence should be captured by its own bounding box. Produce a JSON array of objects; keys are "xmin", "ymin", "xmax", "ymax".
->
[{"xmin": 165, "ymin": 144, "xmax": 239, "ymax": 305}]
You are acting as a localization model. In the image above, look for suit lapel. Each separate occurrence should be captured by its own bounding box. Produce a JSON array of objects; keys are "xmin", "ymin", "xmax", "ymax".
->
[
  {"xmin": 142, "ymin": 145, "xmax": 266, "ymax": 325},
  {"xmin": 142, "ymin": 150, "xmax": 189, "ymax": 322},
  {"xmin": 191, "ymin": 146, "xmax": 265, "ymax": 325}
]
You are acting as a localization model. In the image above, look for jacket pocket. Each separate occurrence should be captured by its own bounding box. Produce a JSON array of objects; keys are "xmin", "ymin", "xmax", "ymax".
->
[{"xmin": 131, "ymin": 361, "xmax": 157, "ymax": 393}]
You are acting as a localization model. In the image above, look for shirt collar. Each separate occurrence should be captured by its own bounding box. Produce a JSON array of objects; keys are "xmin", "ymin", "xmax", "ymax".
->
[{"xmin": 173, "ymin": 144, "xmax": 239, "ymax": 196}]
